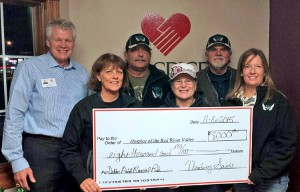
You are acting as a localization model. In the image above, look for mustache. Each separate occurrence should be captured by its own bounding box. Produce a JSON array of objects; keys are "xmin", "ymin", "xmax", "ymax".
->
[
  {"xmin": 135, "ymin": 57, "xmax": 146, "ymax": 62},
  {"xmin": 213, "ymin": 56, "xmax": 224, "ymax": 60}
]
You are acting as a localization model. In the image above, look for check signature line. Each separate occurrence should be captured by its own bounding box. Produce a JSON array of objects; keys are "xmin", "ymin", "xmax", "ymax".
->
[{"xmin": 180, "ymin": 166, "xmax": 247, "ymax": 172}]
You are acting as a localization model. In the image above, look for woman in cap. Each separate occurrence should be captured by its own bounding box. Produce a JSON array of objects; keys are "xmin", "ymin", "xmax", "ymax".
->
[
  {"xmin": 158, "ymin": 63, "xmax": 222, "ymax": 192},
  {"xmin": 162, "ymin": 63, "xmax": 209, "ymax": 108}
]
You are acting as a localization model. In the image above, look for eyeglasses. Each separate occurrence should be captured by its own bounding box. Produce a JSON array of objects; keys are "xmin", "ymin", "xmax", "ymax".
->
[{"xmin": 173, "ymin": 79, "xmax": 195, "ymax": 85}]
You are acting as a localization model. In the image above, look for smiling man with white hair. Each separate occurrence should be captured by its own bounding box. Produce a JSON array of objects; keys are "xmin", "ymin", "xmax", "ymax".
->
[{"xmin": 2, "ymin": 19, "xmax": 89, "ymax": 192}]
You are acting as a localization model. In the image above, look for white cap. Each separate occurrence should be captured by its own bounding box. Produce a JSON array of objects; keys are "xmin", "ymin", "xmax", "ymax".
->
[{"xmin": 169, "ymin": 63, "xmax": 196, "ymax": 80}]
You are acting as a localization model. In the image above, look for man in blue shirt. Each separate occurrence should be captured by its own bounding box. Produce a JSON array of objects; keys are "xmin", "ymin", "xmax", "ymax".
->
[{"xmin": 1, "ymin": 19, "xmax": 89, "ymax": 192}]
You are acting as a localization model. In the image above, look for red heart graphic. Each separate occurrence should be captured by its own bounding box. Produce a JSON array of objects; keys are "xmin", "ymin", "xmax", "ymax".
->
[{"xmin": 141, "ymin": 13, "xmax": 191, "ymax": 56}]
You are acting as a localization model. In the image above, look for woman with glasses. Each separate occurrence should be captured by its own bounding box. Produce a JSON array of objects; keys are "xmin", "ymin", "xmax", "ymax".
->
[
  {"xmin": 162, "ymin": 63, "xmax": 209, "ymax": 108},
  {"xmin": 156, "ymin": 63, "xmax": 222, "ymax": 192}
]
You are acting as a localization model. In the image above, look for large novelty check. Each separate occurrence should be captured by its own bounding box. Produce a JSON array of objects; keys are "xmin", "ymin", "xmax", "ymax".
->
[{"xmin": 93, "ymin": 107, "xmax": 253, "ymax": 190}]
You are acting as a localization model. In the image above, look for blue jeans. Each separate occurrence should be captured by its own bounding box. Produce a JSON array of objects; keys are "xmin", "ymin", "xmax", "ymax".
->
[{"xmin": 233, "ymin": 174, "xmax": 289, "ymax": 192}]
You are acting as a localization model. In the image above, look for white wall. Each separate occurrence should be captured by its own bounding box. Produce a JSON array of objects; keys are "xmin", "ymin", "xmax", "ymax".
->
[{"xmin": 60, "ymin": 0, "xmax": 269, "ymax": 73}]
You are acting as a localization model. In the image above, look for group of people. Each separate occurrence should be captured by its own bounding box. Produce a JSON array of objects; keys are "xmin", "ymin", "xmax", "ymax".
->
[{"xmin": 1, "ymin": 19, "xmax": 296, "ymax": 192}]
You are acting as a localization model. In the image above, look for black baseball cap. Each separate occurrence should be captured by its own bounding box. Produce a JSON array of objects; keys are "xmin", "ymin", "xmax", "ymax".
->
[
  {"xmin": 125, "ymin": 33, "xmax": 151, "ymax": 51},
  {"xmin": 206, "ymin": 34, "xmax": 231, "ymax": 50}
]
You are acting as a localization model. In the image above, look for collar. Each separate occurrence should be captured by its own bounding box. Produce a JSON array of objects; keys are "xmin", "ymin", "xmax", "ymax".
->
[
  {"xmin": 207, "ymin": 68, "xmax": 231, "ymax": 83},
  {"xmin": 47, "ymin": 52, "xmax": 75, "ymax": 70},
  {"xmin": 236, "ymin": 89, "xmax": 257, "ymax": 106},
  {"xmin": 92, "ymin": 91, "xmax": 137, "ymax": 108}
]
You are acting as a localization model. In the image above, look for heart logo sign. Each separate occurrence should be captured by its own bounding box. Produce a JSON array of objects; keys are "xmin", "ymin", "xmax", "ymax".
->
[{"xmin": 141, "ymin": 13, "xmax": 191, "ymax": 56}]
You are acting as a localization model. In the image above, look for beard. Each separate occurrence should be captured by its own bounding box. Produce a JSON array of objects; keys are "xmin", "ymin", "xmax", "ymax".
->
[{"xmin": 210, "ymin": 57, "xmax": 230, "ymax": 71}]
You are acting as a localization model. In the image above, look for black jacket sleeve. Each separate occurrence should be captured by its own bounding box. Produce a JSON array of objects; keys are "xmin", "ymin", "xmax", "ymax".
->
[
  {"xmin": 249, "ymin": 97, "xmax": 297, "ymax": 185},
  {"xmin": 60, "ymin": 105, "xmax": 89, "ymax": 185}
]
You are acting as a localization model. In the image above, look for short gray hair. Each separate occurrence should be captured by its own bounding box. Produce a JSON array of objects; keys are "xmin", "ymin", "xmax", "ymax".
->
[{"xmin": 46, "ymin": 19, "xmax": 76, "ymax": 41}]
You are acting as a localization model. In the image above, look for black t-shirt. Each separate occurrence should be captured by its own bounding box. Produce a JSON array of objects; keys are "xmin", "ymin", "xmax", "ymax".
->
[
  {"xmin": 207, "ymin": 68, "xmax": 231, "ymax": 103},
  {"xmin": 103, "ymin": 96, "xmax": 123, "ymax": 108}
]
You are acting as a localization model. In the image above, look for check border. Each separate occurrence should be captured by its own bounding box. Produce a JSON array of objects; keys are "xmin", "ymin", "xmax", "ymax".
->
[{"xmin": 93, "ymin": 107, "xmax": 253, "ymax": 190}]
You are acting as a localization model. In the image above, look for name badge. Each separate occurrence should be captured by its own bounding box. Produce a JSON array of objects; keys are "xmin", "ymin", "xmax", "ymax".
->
[{"xmin": 41, "ymin": 78, "xmax": 57, "ymax": 88}]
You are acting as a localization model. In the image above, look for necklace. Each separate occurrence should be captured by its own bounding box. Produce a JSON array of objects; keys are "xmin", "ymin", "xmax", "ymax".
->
[{"xmin": 176, "ymin": 98, "xmax": 195, "ymax": 107}]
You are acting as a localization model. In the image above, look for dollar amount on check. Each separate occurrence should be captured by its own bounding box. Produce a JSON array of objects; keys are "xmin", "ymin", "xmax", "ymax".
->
[{"xmin": 93, "ymin": 107, "xmax": 253, "ymax": 190}]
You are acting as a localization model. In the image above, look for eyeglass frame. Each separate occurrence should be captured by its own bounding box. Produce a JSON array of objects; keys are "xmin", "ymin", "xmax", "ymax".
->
[{"xmin": 172, "ymin": 78, "xmax": 196, "ymax": 86}]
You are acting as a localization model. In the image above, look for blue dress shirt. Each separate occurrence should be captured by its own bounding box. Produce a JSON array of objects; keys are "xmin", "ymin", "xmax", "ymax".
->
[{"xmin": 1, "ymin": 52, "xmax": 89, "ymax": 173}]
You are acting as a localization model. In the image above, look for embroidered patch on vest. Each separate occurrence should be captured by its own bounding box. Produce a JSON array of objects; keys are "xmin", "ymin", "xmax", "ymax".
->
[
  {"xmin": 262, "ymin": 103, "xmax": 275, "ymax": 111},
  {"xmin": 152, "ymin": 87, "xmax": 163, "ymax": 99}
]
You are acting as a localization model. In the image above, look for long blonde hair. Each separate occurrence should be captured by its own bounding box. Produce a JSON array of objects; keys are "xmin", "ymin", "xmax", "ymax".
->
[{"xmin": 226, "ymin": 48, "xmax": 276, "ymax": 102}]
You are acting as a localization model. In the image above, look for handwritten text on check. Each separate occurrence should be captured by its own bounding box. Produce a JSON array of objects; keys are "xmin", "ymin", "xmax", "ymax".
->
[{"xmin": 93, "ymin": 107, "xmax": 253, "ymax": 190}]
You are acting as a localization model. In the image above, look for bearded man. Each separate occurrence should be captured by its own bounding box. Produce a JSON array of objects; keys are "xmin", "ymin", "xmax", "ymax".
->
[{"xmin": 196, "ymin": 34, "xmax": 237, "ymax": 106}]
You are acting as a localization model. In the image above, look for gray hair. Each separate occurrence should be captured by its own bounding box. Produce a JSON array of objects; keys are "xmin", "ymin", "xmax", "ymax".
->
[{"xmin": 46, "ymin": 19, "xmax": 76, "ymax": 41}]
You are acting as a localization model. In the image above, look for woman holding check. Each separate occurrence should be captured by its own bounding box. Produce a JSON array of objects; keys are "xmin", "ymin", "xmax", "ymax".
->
[
  {"xmin": 225, "ymin": 48, "xmax": 297, "ymax": 192},
  {"xmin": 156, "ymin": 63, "xmax": 222, "ymax": 192},
  {"xmin": 60, "ymin": 53, "xmax": 141, "ymax": 192},
  {"xmin": 162, "ymin": 63, "xmax": 209, "ymax": 108}
]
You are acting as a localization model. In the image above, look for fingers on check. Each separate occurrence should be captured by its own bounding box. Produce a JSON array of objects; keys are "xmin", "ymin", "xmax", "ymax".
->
[
  {"xmin": 85, "ymin": 185, "xmax": 100, "ymax": 192},
  {"xmin": 81, "ymin": 181, "xmax": 101, "ymax": 192},
  {"xmin": 82, "ymin": 183, "xmax": 90, "ymax": 192},
  {"xmin": 84, "ymin": 183, "xmax": 92, "ymax": 190},
  {"xmin": 94, "ymin": 183, "xmax": 101, "ymax": 191}
]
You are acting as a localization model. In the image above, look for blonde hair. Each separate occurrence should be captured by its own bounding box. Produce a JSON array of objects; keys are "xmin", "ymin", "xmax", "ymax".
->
[{"xmin": 226, "ymin": 48, "xmax": 276, "ymax": 102}]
